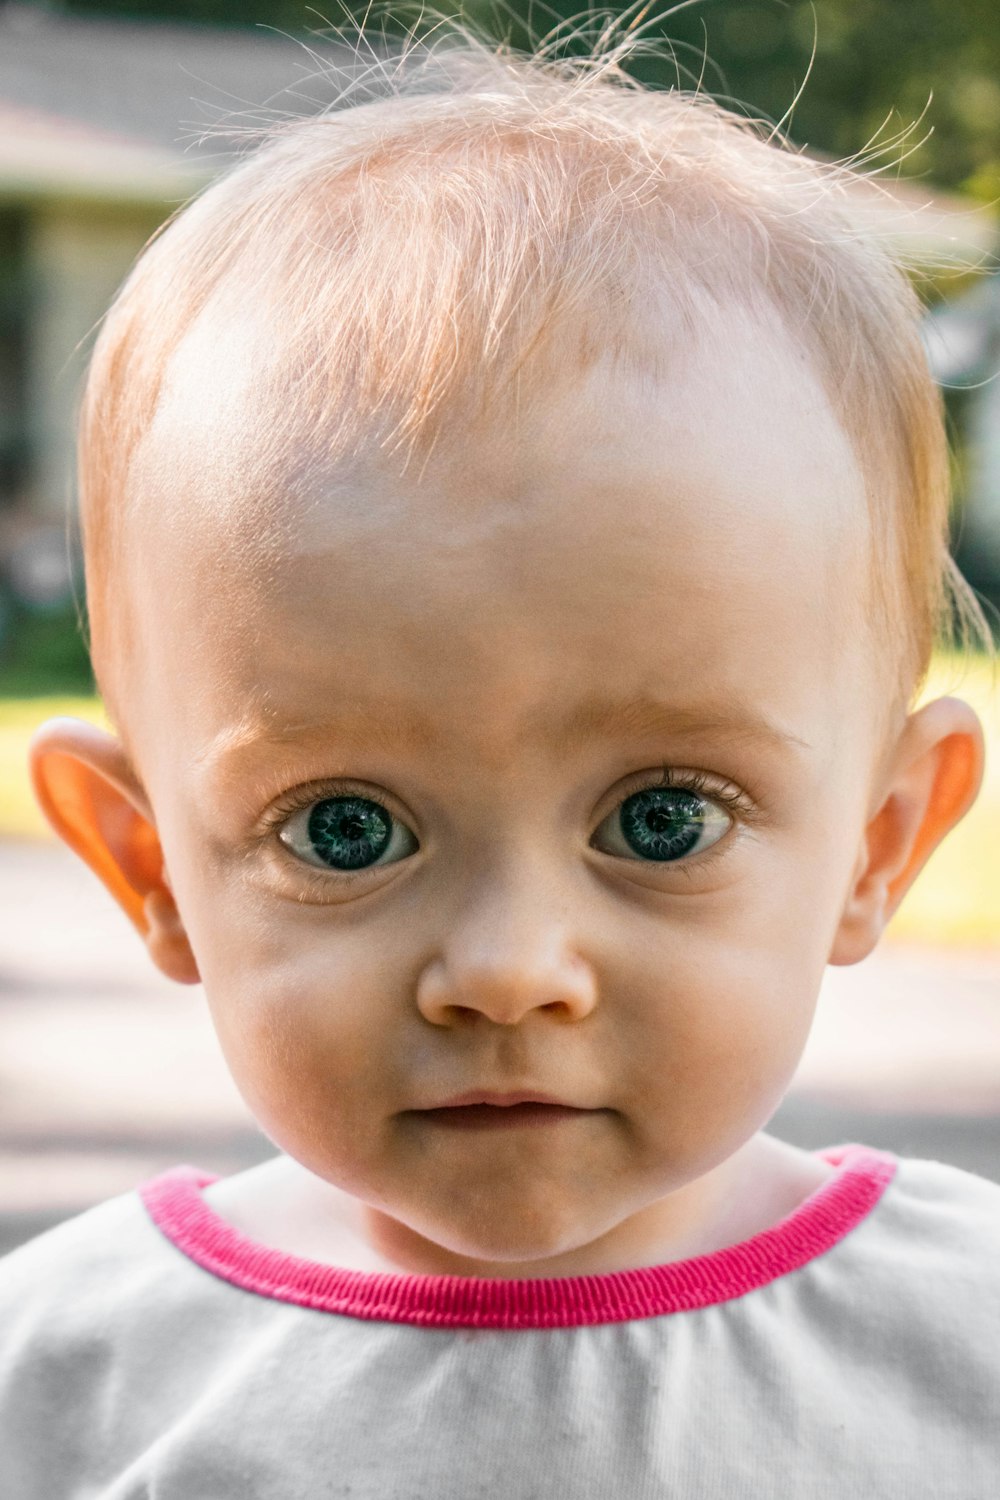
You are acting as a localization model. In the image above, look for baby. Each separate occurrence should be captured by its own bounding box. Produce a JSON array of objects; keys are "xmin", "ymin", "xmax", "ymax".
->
[{"xmin": 2, "ymin": 25, "xmax": 998, "ymax": 1498}]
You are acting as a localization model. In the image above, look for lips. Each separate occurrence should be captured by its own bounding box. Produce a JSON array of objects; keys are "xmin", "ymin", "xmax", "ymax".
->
[
  {"xmin": 429, "ymin": 1090, "xmax": 580, "ymax": 1110},
  {"xmin": 411, "ymin": 1090, "xmax": 597, "ymax": 1132},
  {"xmin": 416, "ymin": 1101, "xmax": 591, "ymax": 1130}
]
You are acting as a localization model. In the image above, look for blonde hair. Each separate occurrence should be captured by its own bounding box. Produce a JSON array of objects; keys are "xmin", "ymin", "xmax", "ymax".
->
[{"xmin": 77, "ymin": 14, "xmax": 993, "ymax": 745}]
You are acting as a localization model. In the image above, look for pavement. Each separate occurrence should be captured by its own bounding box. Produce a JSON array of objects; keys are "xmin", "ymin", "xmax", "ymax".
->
[{"xmin": 1, "ymin": 837, "xmax": 999, "ymax": 1257}]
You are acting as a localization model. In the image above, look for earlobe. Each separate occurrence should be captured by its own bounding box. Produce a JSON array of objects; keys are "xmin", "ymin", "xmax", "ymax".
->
[
  {"xmin": 27, "ymin": 717, "xmax": 200, "ymax": 985},
  {"xmin": 829, "ymin": 696, "xmax": 986, "ymax": 966}
]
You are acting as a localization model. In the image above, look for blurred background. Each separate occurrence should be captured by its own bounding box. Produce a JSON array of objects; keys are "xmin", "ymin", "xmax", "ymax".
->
[{"xmin": 0, "ymin": 0, "xmax": 998, "ymax": 1255}]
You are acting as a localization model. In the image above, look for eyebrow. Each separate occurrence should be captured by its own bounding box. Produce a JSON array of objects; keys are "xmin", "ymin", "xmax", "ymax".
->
[
  {"xmin": 541, "ymin": 695, "xmax": 811, "ymax": 754},
  {"xmin": 197, "ymin": 692, "xmax": 810, "ymax": 775}
]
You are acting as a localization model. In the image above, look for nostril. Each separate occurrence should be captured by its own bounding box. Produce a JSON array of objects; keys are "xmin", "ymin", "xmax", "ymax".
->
[{"xmin": 415, "ymin": 953, "xmax": 598, "ymax": 1027}]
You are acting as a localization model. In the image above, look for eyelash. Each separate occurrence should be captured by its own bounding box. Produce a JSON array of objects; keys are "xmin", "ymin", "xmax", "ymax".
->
[{"xmin": 256, "ymin": 767, "xmax": 757, "ymax": 896}]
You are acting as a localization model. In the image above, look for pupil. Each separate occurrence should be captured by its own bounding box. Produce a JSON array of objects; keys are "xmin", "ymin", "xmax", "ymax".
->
[
  {"xmin": 307, "ymin": 797, "xmax": 392, "ymax": 871},
  {"xmin": 620, "ymin": 787, "xmax": 704, "ymax": 862}
]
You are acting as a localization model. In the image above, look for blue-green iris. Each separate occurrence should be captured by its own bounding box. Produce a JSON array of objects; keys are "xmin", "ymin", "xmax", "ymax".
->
[
  {"xmin": 306, "ymin": 797, "xmax": 392, "ymax": 870},
  {"xmin": 303, "ymin": 787, "xmax": 706, "ymax": 872},
  {"xmin": 618, "ymin": 787, "xmax": 706, "ymax": 861}
]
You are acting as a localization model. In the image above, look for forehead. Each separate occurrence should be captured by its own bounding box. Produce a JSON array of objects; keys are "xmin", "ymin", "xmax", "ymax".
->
[{"xmin": 124, "ymin": 300, "xmax": 873, "ymax": 784}]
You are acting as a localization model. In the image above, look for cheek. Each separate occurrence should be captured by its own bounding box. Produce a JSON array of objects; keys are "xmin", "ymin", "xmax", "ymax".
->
[
  {"xmin": 612, "ymin": 866, "xmax": 838, "ymax": 1141},
  {"xmin": 609, "ymin": 956, "xmax": 811, "ymax": 1188},
  {"xmin": 167, "ymin": 854, "xmax": 404, "ymax": 1116},
  {"xmin": 623, "ymin": 956, "xmax": 812, "ymax": 1110},
  {"xmin": 211, "ymin": 947, "xmax": 386, "ymax": 1093},
  {"xmin": 202, "ymin": 953, "xmax": 403, "ymax": 1188}
]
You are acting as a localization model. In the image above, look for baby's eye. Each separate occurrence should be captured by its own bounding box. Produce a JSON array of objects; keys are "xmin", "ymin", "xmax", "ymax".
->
[
  {"xmin": 278, "ymin": 795, "xmax": 418, "ymax": 873},
  {"xmin": 591, "ymin": 785, "xmax": 732, "ymax": 863}
]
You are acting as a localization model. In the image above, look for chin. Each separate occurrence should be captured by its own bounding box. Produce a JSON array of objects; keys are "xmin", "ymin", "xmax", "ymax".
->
[{"xmin": 420, "ymin": 1197, "xmax": 601, "ymax": 1270}]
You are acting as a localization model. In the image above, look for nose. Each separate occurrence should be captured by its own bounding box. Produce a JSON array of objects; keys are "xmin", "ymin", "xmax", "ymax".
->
[{"xmin": 415, "ymin": 870, "xmax": 598, "ymax": 1027}]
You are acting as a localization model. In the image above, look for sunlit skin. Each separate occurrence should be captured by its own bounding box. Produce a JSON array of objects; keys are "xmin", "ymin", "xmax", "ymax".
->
[{"xmin": 29, "ymin": 301, "xmax": 984, "ymax": 1278}]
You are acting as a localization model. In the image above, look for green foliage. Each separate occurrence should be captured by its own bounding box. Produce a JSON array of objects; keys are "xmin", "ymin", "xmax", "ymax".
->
[{"xmin": 0, "ymin": 603, "xmax": 95, "ymax": 698}]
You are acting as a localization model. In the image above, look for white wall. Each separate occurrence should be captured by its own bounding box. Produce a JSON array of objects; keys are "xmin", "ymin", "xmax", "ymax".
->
[{"xmin": 24, "ymin": 202, "xmax": 161, "ymax": 521}]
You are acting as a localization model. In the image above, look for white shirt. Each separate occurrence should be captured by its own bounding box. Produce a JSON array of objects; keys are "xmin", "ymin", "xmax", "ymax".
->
[{"xmin": 0, "ymin": 1143, "xmax": 997, "ymax": 1497}]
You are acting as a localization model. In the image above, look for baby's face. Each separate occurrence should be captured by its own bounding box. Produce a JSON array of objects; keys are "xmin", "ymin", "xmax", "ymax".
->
[{"xmin": 126, "ymin": 302, "xmax": 883, "ymax": 1271}]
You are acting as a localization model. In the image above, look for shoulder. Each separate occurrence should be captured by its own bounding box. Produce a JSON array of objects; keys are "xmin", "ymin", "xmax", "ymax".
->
[
  {"xmin": 1, "ymin": 1181, "xmax": 167, "ymax": 1291},
  {"xmin": 0, "ymin": 1186, "xmax": 170, "ymax": 1357},
  {"xmin": 0, "ymin": 1176, "xmax": 261, "ymax": 1494},
  {"xmin": 0, "ymin": 1187, "xmax": 147, "ymax": 1305},
  {"xmin": 879, "ymin": 1154, "xmax": 1000, "ymax": 1256},
  {"xmin": 0, "ymin": 1188, "xmax": 162, "ymax": 1476},
  {"xmin": 828, "ymin": 1153, "xmax": 1000, "ymax": 1327},
  {"xmin": 0, "ymin": 1170, "xmax": 238, "ymax": 1369},
  {"xmin": 0, "ymin": 1171, "xmax": 264, "ymax": 1486}
]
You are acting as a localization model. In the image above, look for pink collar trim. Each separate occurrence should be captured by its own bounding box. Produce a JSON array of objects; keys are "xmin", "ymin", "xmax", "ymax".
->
[{"xmin": 138, "ymin": 1143, "xmax": 897, "ymax": 1330}]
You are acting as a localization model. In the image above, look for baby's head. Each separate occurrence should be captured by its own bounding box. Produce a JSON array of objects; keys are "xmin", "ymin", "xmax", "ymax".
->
[{"xmin": 31, "ymin": 33, "xmax": 989, "ymax": 1274}]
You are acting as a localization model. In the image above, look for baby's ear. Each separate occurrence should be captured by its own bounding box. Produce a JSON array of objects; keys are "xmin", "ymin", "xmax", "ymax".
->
[
  {"xmin": 829, "ymin": 696, "xmax": 985, "ymax": 965},
  {"xmin": 27, "ymin": 717, "xmax": 200, "ymax": 985}
]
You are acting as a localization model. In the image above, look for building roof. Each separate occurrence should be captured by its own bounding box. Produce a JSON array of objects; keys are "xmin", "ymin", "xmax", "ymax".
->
[{"xmin": 0, "ymin": 2, "xmax": 350, "ymax": 202}]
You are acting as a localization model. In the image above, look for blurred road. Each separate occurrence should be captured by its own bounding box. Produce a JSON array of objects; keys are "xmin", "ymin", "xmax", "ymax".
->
[{"xmin": 1, "ymin": 838, "xmax": 998, "ymax": 1257}]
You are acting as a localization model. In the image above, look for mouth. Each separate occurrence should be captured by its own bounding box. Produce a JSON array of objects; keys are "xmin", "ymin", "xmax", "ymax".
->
[{"xmin": 413, "ymin": 1098, "xmax": 599, "ymax": 1128}]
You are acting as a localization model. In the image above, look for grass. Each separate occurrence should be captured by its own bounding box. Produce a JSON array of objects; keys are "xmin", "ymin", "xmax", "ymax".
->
[
  {"xmin": 0, "ymin": 694, "xmax": 112, "ymax": 839},
  {"xmin": 1, "ymin": 650, "xmax": 998, "ymax": 945},
  {"xmin": 893, "ymin": 650, "xmax": 1000, "ymax": 945}
]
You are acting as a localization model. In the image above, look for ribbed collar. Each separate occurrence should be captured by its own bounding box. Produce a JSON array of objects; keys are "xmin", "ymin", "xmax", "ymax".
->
[{"xmin": 139, "ymin": 1143, "xmax": 897, "ymax": 1330}]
